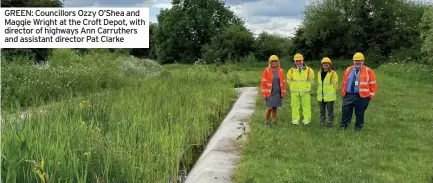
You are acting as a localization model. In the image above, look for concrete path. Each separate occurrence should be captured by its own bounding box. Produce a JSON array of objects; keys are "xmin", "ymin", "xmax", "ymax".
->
[{"xmin": 184, "ymin": 87, "xmax": 258, "ymax": 183}]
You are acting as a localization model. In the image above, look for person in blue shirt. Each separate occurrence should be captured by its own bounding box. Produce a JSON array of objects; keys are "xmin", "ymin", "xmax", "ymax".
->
[{"xmin": 340, "ymin": 52, "xmax": 377, "ymax": 131}]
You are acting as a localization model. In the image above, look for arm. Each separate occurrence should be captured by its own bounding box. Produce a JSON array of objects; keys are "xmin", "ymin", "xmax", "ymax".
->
[
  {"xmin": 309, "ymin": 69, "xmax": 315, "ymax": 86},
  {"xmin": 286, "ymin": 69, "xmax": 292, "ymax": 86},
  {"xmin": 281, "ymin": 69, "xmax": 286, "ymax": 97},
  {"xmin": 368, "ymin": 69, "xmax": 377, "ymax": 99},
  {"xmin": 333, "ymin": 72, "xmax": 339, "ymax": 89},
  {"xmin": 260, "ymin": 69, "xmax": 267, "ymax": 97},
  {"xmin": 309, "ymin": 68, "xmax": 315, "ymax": 94},
  {"xmin": 341, "ymin": 69, "xmax": 348, "ymax": 93}
]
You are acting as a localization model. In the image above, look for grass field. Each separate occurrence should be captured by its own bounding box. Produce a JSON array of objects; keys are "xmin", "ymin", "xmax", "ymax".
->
[
  {"xmin": 233, "ymin": 62, "xmax": 433, "ymax": 182},
  {"xmin": 1, "ymin": 56, "xmax": 239, "ymax": 182},
  {"xmin": 2, "ymin": 53, "xmax": 432, "ymax": 183}
]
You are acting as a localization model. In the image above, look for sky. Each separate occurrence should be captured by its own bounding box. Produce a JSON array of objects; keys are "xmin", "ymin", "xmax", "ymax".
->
[{"xmin": 64, "ymin": 0, "xmax": 432, "ymax": 37}]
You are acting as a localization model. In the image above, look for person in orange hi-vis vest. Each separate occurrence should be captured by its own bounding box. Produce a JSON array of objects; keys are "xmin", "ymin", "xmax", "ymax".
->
[
  {"xmin": 260, "ymin": 55, "xmax": 286, "ymax": 127},
  {"xmin": 340, "ymin": 52, "xmax": 377, "ymax": 131}
]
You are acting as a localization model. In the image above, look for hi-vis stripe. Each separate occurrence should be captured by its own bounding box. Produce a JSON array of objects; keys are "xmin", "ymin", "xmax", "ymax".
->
[
  {"xmin": 292, "ymin": 79, "xmax": 309, "ymax": 82},
  {"xmin": 320, "ymin": 83, "xmax": 333, "ymax": 86},
  {"xmin": 290, "ymin": 90, "xmax": 310, "ymax": 93},
  {"xmin": 366, "ymin": 67, "xmax": 370, "ymax": 81},
  {"xmin": 261, "ymin": 89, "xmax": 271, "ymax": 93},
  {"xmin": 317, "ymin": 92, "xmax": 336, "ymax": 96},
  {"xmin": 365, "ymin": 67, "xmax": 377, "ymax": 85},
  {"xmin": 360, "ymin": 81, "xmax": 376, "ymax": 85},
  {"xmin": 322, "ymin": 93, "xmax": 336, "ymax": 96}
]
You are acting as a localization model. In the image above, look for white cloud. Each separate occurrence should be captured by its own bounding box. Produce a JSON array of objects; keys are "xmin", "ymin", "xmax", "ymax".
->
[
  {"xmin": 229, "ymin": 2, "xmax": 304, "ymax": 37},
  {"xmin": 245, "ymin": 17, "xmax": 302, "ymax": 37},
  {"xmin": 152, "ymin": 3, "xmax": 172, "ymax": 9},
  {"xmin": 64, "ymin": 0, "xmax": 305, "ymax": 37}
]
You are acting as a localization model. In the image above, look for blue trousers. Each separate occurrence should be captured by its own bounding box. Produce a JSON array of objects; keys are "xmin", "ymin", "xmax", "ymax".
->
[{"xmin": 340, "ymin": 93, "xmax": 370, "ymax": 130}]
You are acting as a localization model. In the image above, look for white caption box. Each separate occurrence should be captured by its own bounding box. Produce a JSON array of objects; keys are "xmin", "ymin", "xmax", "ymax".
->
[{"xmin": 0, "ymin": 7, "xmax": 149, "ymax": 48}]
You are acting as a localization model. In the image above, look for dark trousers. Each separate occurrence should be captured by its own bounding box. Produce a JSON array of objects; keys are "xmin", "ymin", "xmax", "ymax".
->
[
  {"xmin": 340, "ymin": 93, "xmax": 370, "ymax": 130},
  {"xmin": 318, "ymin": 101, "xmax": 334, "ymax": 126}
]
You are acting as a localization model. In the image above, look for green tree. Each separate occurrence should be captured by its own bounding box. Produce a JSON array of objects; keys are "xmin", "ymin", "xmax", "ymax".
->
[
  {"xmin": 1, "ymin": 0, "xmax": 63, "ymax": 7},
  {"xmin": 420, "ymin": 5, "xmax": 433, "ymax": 65},
  {"xmin": 154, "ymin": 0, "xmax": 244, "ymax": 64},
  {"xmin": 1, "ymin": 0, "xmax": 64, "ymax": 64},
  {"xmin": 253, "ymin": 32, "xmax": 292, "ymax": 61},
  {"xmin": 130, "ymin": 22, "xmax": 157, "ymax": 59},
  {"xmin": 201, "ymin": 24, "xmax": 254, "ymax": 63},
  {"xmin": 292, "ymin": 0, "xmax": 427, "ymax": 67}
]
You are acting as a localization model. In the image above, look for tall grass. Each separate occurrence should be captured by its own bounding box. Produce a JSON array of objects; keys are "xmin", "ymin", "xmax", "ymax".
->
[
  {"xmin": 377, "ymin": 62, "xmax": 433, "ymax": 83},
  {"xmin": 2, "ymin": 65, "xmax": 237, "ymax": 182},
  {"xmin": 1, "ymin": 49, "xmax": 162, "ymax": 111}
]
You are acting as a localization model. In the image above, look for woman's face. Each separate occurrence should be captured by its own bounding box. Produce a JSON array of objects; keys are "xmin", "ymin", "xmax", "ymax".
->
[
  {"xmin": 322, "ymin": 63, "xmax": 330, "ymax": 69},
  {"xmin": 270, "ymin": 60, "xmax": 279, "ymax": 67}
]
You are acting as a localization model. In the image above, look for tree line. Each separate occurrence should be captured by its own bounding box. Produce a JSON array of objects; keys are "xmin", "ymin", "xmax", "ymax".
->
[{"xmin": 1, "ymin": 0, "xmax": 432, "ymax": 67}]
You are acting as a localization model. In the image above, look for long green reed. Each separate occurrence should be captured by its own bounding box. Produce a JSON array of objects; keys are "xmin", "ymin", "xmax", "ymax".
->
[
  {"xmin": 1, "ymin": 49, "xmax": 162, "ymax": 111},
  {"xmin": 2, "ymin": 65, "xmax": 237, "ymax": 182}
]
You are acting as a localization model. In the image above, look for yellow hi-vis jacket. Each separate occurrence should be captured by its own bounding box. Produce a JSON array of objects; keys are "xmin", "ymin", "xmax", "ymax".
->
[
  {"xmin": 316, "ymin": 70, "xmax": 338, "ymax": 102},
  {"xmin": 287, "ymin": 66, "xmax": 315, "ymax": 95}
]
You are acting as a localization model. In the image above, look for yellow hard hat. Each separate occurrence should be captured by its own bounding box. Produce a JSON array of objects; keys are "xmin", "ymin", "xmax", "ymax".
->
[
  {"xmin": 293, "ymin": 53, "xmax": 304, "ymax": 61},
  {"xmin": 269, "ymin": 55, "xmax": 279, "ymax": 62},
  {"xmin": 321, "ymin": 57, "xmax": 332, "ymax": 64},
  {"xmin": 353, "ymin": 52, "xmax": 365, "ymax": 61}
]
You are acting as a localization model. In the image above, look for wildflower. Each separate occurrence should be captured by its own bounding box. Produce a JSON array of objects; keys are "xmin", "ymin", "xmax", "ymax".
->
[{"xmin": 79, "ymin": 100, "xmax": 90, "ymax": 110}]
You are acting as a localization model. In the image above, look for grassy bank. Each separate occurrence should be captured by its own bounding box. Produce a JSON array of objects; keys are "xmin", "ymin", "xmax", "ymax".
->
[
  {"xmin": 1, "ymin": 49, "xmax": 162, "ymax": 111},
  {"xmin": 376, "ymin": 62, "xmax": 433, "ymax": 83},
  {"xmin": 233, "ymin": 63, "xmax": 433, "ymax": 182},
  {"xmin": 2, "ymin": 63, "xmax": 238, "ymax": 182}
]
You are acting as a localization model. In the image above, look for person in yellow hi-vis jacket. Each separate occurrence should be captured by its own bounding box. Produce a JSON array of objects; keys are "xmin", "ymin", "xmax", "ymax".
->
[
  {"xmin": 287, "ymin": 53, "xmax": 315, "ymax": 125},
  {"xmin": 316, "ymin": 57, "xmax": 338, "ymax": 128}
]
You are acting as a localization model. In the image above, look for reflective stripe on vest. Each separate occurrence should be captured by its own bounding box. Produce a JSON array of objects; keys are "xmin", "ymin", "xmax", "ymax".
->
[
  {"xmin": 342, "ymin": 66, "xmax": 375, "ymax": 98},
  {"xmin": 291, "ymin": 67, "xmax": 311, "ymax": 81},
  {"xmin": 289, "ymin": 67, "xmax": 312, "ymax": 94},
  {"xmin": 290, "ymin": 90, "xmax": 310, "ymax": 93},
  {"xmin": 261, "ymin": 68, "xmax": 286, "ymax": 97}
]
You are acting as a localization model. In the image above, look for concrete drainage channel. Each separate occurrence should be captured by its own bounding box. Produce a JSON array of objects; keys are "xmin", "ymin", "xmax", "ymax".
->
[{"xmin": 181, "ymin": 87, "xmax": 258, "ymax": 183}]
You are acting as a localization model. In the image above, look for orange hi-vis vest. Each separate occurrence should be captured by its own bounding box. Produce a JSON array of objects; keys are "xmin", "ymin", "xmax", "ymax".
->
[
  {"xmin": 342, "ymin": 65, "xmax": 377, "ymax": 98},
  {"xmin": 261, "ymin": 67, "xmax": 287, "ymax": 98}
]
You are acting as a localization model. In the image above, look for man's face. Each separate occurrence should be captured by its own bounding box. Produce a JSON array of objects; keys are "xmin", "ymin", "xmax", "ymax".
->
[
  {"xmin": 322, "ymin": 63, "xmax": 330, "ymax": 69},
  {"xmin": 354, "ymin": 60, "xmax": 363, "ymax": 68},
  {"xmin": 295, "ymin": 60, "xmax": 303, "ymax": 67},
  {"xmin": 270, "ymin": 60, "xmax": 278, "ymax": 67}
]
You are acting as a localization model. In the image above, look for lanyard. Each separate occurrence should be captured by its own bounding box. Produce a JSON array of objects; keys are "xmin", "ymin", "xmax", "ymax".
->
[{"xmin": 354, "ymin": 68, "xmax": 360, "ymax": 79}]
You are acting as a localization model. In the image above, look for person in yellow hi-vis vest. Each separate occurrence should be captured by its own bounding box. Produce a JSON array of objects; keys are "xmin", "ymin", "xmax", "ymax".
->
[
  {"xmin": 316, "ymin": 57, "xmax": 338, "ymax": 128},
  {"xmin": 287, "ymin": 53, "xmax": 315, "ymax": 125}
]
